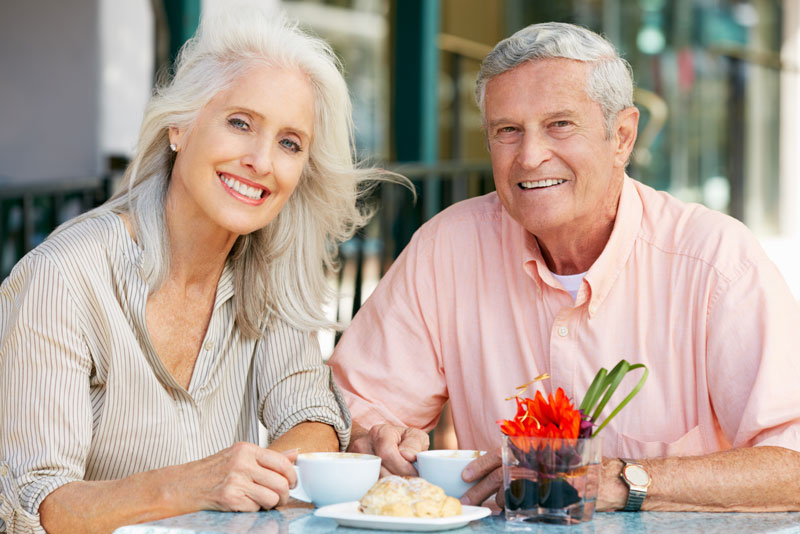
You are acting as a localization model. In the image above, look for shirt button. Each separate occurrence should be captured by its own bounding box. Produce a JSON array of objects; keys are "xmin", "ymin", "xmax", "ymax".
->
[
  {"xmin": 557, "ymin": 326, "xmax": 569, "ymax": 337},
  {"xmin": 0, "ymin": 464, "xmax": 7, "ymax": 476},
  {"xmin": 203, "ymin": 340, "xmax": 215, "ymax": 351}
]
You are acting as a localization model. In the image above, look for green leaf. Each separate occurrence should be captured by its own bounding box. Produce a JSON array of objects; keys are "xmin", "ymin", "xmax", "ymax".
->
[{"xmin": 577, "ymin": 359, "xmax": 649, "ymax": 437}]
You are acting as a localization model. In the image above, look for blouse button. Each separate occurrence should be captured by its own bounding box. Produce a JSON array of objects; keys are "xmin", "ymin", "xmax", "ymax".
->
[
  {"xmin": 0, "ymin": 464, "xmax": 7, "ymax": 476},
  {"xmin": 203, "ymin": 340, "xmax": 215, "ymax": 351},
  {"xmin": 557, "ymin": 326, "xmax": 569, "ymax": 337}
]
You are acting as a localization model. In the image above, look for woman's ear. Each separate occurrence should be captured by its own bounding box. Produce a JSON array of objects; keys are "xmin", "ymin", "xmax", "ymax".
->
[{"xmin": 168, "ymin": 126, "xmax": 183, "ymax": 151}]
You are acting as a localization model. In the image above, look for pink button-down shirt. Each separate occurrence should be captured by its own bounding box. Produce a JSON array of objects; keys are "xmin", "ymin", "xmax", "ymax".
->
[{"xmin": 329, "ymin": 178, "xmax": 800, "ymax": 458}]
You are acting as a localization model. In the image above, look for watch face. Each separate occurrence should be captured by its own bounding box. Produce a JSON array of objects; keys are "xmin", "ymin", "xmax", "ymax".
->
[{"xmin": 624, "ymin": 464, "xmax": 650, "ymax": 486}]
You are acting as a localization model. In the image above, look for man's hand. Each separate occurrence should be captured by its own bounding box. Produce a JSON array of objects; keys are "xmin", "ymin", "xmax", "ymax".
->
[
  {"xmin": 460, "ymin": 448, "xmax": 504, "ymax": 507},
  {"xmin": 349, "ymin": 422, "xmax": 429, "ymax": 477}
]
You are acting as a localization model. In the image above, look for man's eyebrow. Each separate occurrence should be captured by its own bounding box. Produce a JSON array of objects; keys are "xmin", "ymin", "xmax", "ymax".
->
[
  {"xmin": 542, "ymin": 109, "xmax": 579, "ymax": 121},
  {"xmin": 486, "ymin": 117, "xmax": 515, "ymax": 130}
]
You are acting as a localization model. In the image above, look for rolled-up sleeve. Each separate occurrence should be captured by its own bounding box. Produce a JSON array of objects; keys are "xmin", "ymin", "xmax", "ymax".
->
[
  {"xmin": 0, "ymin": 254, "xmax": 92, "ymax": 533},
  {"xmin": 706, "ymin": 256, "xmax": 800, "ymax": 452},
  {"xmin": 256, "ymin": 319, "xmax": 351, "ymax": 450}
]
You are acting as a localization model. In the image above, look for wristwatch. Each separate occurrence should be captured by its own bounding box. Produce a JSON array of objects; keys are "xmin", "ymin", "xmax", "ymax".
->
[{"xmin": 619, "ymin": 458, "xmax": 651, "ymax": 511}]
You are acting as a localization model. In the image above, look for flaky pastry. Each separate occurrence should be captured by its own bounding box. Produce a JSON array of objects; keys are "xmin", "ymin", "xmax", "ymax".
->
[{"xmin": 359, "ymin": 476, "xmax": 462, "ymax": 518}]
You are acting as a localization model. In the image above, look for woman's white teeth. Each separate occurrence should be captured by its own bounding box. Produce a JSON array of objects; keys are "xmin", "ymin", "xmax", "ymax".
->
[
  {"xmin": 220, "ymin": 174, "xmax": 262, "ymax": 200},
  {"xmin": 520, "ymin": 179, "xmax": 565, "ymax": 189}
]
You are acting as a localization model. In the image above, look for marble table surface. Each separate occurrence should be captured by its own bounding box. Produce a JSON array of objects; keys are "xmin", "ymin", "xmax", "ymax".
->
[{"xmin": 114, "ymin": 502, "xmax": 800, "ymax": 534}]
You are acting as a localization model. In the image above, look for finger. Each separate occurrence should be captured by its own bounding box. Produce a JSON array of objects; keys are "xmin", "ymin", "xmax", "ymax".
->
[
  {"xmin": 349, "ymin": 435, "xmax": 376, "ymax": 455},
  {"xmin": 280, "ymin": 448, "xmax": 300, "ymax": 463},
  {"xmin": 213, "ymin": 472, "xmax": 279, "ymax": 512},
  {"xmin": 462, "ymin": 448, "xmax": 502, "ymax": 482},
  {"xmin": 371, "ymin": 425, "xmax": 418, "ymax": 476},
  {"xmin": 495, "ymin": 486, "xmax": 505, "ymax": 509},
  {"xmin": 241, "ymin": 481, "xmax": 282, "ymax": 511},
  {"xmin": 397, "ymin": 428, "xmax": 430, "ymax": 463},
  {"xmin": 460, "ymin": 466, "xmax": 503, "ymax": 506},
  {"xmin": 254, "ymin": 448, "xmax": 296, "ymax": 484}
]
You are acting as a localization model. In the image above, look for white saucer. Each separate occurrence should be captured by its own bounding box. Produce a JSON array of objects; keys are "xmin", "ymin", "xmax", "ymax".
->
[{"xmin": 314, "ymin": 501, "xmax": 491, "ymax": 532}]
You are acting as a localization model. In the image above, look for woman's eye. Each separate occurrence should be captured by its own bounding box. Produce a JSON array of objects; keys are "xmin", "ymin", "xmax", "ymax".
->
[
  {"xmin": 280, "ymin": 138, "xmax": 302, "ymax": 153},
  {"xmin": 228, "ymin": 117, "xmax": 250, "ymax": 131}
]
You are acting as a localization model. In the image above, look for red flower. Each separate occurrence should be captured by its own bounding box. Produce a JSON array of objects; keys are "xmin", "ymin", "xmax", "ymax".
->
[{"xmin": 497, "ymin": 388, "xmax": 581, "ymax": 451}]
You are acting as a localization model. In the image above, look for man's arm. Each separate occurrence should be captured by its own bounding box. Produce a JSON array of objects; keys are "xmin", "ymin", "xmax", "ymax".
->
[{"xmin": 600, "ymin": 446, "xmax": 800, "ymax": 511}]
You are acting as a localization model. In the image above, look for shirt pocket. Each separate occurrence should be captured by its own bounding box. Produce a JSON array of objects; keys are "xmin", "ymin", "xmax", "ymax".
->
[{"xmin": 616, "ymin": 425, "xmax": 706, "ymax": 458}]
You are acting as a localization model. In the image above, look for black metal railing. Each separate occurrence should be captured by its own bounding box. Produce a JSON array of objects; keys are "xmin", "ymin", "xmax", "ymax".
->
[
  {"xmin": 0, "ymin": 162, "xmax": 494, "ymax": 319},
  {"xmin": 0, "ymin": 175, "xmax": 114, "ymax": 279}
]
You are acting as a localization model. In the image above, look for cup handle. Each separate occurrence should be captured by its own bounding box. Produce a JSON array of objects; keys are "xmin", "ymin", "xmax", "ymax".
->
[{"xmin": 289, "ymin": 465, "xmax": 311, "ymax": 503}]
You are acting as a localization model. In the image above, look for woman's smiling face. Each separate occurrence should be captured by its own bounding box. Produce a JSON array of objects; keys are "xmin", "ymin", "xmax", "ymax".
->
[{"xmin": 167, "ymin": 63, "xmax": 315, "ymax": 240}]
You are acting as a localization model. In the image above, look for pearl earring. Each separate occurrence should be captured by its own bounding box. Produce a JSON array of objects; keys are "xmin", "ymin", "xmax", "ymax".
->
[{"xmin": 169, "ymin": 143, "xmax": 177, "ymax": 152}]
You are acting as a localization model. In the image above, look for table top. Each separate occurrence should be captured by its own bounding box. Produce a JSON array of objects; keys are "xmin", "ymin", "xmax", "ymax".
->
[{"xmin": 114, "ymin": 503, "xmax": 800, "ymax": 534}]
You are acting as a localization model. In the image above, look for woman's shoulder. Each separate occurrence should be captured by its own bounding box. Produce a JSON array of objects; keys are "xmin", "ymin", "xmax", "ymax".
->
[{"xmin": 15, "ymin": 211, "xmax": 140, "ymax": 286}]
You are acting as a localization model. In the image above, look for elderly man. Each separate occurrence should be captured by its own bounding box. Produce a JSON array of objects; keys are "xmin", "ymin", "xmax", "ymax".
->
[{"xmin": 328, "ymin": 22, "xmax": 800, "ymax": 512}]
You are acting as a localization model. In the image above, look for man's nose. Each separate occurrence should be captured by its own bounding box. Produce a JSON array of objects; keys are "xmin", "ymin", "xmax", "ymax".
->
[
  {"xmin": 241, "ymin": 141, "xmax": 273, "ymax": 176},
  {"xmin": 516, "ymin": 131, "xmax": 552, "ymax": 170}
]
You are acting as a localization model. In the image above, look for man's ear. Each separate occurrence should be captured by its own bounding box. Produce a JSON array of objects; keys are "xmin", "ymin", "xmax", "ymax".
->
[{"xmin": 612, "ymin": 106, "xmax": 639, "ymax": 168}]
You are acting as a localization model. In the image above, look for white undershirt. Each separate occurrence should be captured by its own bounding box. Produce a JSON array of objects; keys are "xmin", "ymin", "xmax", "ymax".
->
[{"xmin": 551, "ymin": 271, "xmax": 587, "ymax": 301}]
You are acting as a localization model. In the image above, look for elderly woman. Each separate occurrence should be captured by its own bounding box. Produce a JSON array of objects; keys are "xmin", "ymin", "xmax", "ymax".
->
[{"xmin": 0, "ymin": 7, "xmax": 381, "ymax": 533}]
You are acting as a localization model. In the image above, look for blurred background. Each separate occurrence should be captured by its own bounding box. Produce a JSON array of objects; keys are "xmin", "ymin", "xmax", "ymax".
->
[
  {"xmin": 2, "ymin": 0, "xmax": 799, "ymax": 336},
  {"xmin": 1, "ymin": 0, "xmax": 798, "ymax": 450}
]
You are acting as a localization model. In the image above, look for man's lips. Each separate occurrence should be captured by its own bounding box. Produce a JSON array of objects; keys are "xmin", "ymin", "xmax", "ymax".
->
[{"xmin": 518, "ymin": 178, "xmax": 567, "ymax": 190}]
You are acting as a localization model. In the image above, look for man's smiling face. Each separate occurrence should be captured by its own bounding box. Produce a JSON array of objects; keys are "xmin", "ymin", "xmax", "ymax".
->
[{"xmin": 485, "ymin": 58, "xmax": 626, "ymax": 242}]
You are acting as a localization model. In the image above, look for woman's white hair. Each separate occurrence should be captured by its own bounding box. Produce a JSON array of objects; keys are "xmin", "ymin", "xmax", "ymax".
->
[
  {"xmin": 475, "ymin": 22, "xmax": 634, "ymax": 137},
  {"xmin": 62, "ymin": 5, "xmax": 391, "ymax": 338}
]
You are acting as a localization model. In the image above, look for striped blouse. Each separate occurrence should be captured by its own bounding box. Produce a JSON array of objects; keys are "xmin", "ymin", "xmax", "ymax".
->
[{"xmin": 0, "ymin": 212, "xmax": 350, "ymax": 533}]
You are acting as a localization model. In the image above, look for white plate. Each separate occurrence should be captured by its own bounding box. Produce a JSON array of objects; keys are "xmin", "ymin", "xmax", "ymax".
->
[{"xmin": 314, "ymin": 501, "xmax": 491, "ymax": 532}]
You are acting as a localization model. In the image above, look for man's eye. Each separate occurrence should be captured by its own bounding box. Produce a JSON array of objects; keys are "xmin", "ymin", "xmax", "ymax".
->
[
  {"xmin": 497, "ymin": 126, "xmax": 516, "ymax": 134},
  {"xmin": 280, "ymin": 138, "xmax": 302, "ymax": 153},
  {"xmin": 552, "ymin": 120, "xmax": 571, "ymax": 128},
  {"xmin": 228, "ymin": 117, "xmax": 250, "ymax": 131}
]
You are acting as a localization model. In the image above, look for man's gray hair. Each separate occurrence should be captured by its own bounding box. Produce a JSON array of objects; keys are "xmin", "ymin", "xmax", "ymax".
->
[{"xmin": 475, "ymin": 22, "xmax": 634, "ymax": 137}]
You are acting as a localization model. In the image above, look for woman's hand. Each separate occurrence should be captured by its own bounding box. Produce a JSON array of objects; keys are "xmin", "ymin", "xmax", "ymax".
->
[{"xmin": 177, "ymin": 442, "xmax": 298, "ymax": 511}]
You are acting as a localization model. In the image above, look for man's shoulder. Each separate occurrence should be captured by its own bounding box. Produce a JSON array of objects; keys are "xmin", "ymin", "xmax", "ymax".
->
[{"xmin": 634, "ymin": 180, "xmax": 764, "ymax": 278}]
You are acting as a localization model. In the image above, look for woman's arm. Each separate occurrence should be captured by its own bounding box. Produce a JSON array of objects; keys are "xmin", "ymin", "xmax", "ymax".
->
[
  {"xmin": 41, "ymin": 420, "xmax": 339, "ymax": 534},
  {"xmin": 268, "ymin": 421, "xmax": 339, "ymax": 453},
  {"xmin": 39, "ymin": 441, "xmax": 296, "ymax": 534}
]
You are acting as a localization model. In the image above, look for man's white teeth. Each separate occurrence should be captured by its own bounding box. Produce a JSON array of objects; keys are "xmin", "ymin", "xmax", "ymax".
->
[
  {"xmin": 519, "ymin": 179, "xmax": 565, "ymax": 189},
  {"xmin": 220, "ymin": 174, "xmax": 262, "ymax": 200}
]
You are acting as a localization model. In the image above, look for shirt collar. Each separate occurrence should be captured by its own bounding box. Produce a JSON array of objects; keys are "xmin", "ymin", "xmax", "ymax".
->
[
  {"xmin": 213, "ymin": 260, "xmax": 235, "ymax": 311},
  {"xmin": 515, "ymin": 176, "xmax": 643, "ymax": 316}
]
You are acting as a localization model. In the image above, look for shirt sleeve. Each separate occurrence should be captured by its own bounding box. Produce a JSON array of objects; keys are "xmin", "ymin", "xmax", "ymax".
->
[
  {"xmin": 328, "ymin": 231, "xmax": 449, "ymax": 433},
  {"xmin": 0, "ymin": 253, "xmax": 93, "ymax": 533},
  {"xmin": 256, "ymin": 319, "xmax": 351, "ymax": 450},
  {"xmin": 706, "ymin": 254, "xmax": 800, "ymax": 452}
]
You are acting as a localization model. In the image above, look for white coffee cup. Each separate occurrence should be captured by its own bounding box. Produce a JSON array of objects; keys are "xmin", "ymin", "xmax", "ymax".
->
[
  {"xmin": 292, "ymin": 452, "xmax": 381, "ymax": 507},
  {"xmin": 415, "ymin": 449, "xmax": 486, "ymax": 498}
]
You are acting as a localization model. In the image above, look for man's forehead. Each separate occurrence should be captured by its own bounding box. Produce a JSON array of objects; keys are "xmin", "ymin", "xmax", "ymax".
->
[{"xmin": 484, "ymin": 58, "xmax": 594, "ymax": 117}]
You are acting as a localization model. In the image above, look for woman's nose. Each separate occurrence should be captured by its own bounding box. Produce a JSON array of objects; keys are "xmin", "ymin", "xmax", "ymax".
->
[{"xmin": 241, "ymin": 141, "xmax": 273, "ymax": 176}]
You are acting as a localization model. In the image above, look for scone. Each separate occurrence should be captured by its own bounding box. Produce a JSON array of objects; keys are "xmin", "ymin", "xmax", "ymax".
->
[{"xmin": 359, "ymin": 476, "xmax": 462, "ymax": 518}]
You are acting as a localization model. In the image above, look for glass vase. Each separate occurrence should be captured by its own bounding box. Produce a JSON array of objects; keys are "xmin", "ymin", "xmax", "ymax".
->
[{"xmin": 501, "ymin": 434, "xmax": 602, "ymax": 525}]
